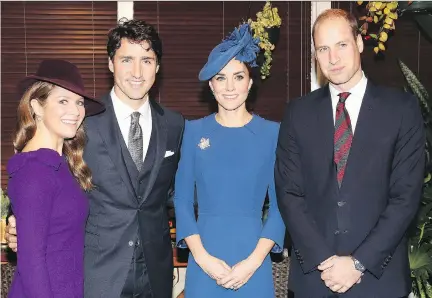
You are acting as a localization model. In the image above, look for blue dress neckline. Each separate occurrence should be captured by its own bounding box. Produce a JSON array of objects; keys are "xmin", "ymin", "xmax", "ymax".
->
[{"xmin": 212, "ymin": 113, "xmax": 257, "ymax": 129}]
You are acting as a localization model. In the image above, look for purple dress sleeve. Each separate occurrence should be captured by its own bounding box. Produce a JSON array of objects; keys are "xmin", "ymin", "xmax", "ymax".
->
[{"xmin": 9, "ymin": 160, "xmax": 57, "ymax": 298}]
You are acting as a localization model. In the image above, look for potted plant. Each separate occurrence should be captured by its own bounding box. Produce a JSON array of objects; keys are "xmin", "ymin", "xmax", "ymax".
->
[
  {"xmin": 357, "ymin": 1, "xmax": 432, "ymax": 53},
  {"xmin": 248, "ymin": 1, "xmax": 282, "ymax": 79},
  {"xmin": 356, "ymin": 1, "xmax": 401, "ymax": 54},
  {"xmin": 399, "ymin": 59, "xmax": 432, "ymax": 298},
  {"xmin": 1, "ymin": 188, "xmax": 10, "ymax": 245}
]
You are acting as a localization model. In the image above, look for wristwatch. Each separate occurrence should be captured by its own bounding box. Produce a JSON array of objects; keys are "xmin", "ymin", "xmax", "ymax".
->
[{"xmin": 351, "ymin": 257, "xmax": 366, "ymax": 273}]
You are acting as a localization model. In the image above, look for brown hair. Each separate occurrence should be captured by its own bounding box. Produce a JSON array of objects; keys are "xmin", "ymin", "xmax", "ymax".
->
[
  {"xmin": 13, "ymin": 81, "xmax": 93, "ymax": 191},
  {"xmin": 312, "ymin": 9, "xmax": 359, "ymax": 43}
]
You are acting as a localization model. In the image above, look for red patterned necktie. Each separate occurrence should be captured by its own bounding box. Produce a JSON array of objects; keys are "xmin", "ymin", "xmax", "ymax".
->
[{"xmin": 334, "ymin": 92, "xmax": 353, "ymax": 187}]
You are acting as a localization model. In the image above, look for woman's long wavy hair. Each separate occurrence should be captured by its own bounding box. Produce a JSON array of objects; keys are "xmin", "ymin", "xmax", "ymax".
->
[{"xmin": 13, "ymin": 81, "xmax": 93, "ymax": 191}]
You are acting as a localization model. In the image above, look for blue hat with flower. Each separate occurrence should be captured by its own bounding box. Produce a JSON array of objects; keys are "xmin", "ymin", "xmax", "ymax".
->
[{"xmin": 198, "ymin": 23, "xmax": 261, "ymax": 81}]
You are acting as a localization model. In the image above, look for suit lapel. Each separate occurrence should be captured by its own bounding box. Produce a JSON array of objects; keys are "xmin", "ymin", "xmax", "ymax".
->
[
  {"xmin": 137, "ymin": 111, "xmax": 158, "ymax": 181},
  {"xmin": 340, "ymin": 81, "xmax": 378, "ymax": 191},
  {"xmin": 315, "ymin": 86, "xmax": 338, "ymax": 186},
  {"xmin": 139, "ymin": 100, "xmax": 167, "ymax": 206},
  {"xmin": 95, "ymin": 95, "xmax": 137, "ymax": 201}
]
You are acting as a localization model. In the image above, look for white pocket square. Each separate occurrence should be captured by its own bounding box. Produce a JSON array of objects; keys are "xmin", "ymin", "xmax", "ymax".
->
[{"xmin": 164, "ymin": 150, "xmax": 175, "ymax": 158}]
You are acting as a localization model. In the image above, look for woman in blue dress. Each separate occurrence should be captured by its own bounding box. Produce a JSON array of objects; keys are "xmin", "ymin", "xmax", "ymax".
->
[{"xmin": 174, "ymin": 23, "xmax": 285, "ymax": 297}]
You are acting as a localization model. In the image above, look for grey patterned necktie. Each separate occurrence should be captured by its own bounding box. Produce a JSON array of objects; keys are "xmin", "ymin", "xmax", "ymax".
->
[{"xmin": 128, "ymin": 111, "xmax": 143, "ymax": 171}]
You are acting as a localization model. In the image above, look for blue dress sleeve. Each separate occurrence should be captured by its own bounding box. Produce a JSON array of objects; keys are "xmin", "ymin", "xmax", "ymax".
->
[
  {"xmin": 260, "ymin": 124, "xmax": 286, "ymax": 253},
  {"xmin": 174, "ymin": 120, "xmax": 199, "ymax": 248},
  {"xmin": 9, "ymin": 161, "xmax": 56, "ymax": 298}
]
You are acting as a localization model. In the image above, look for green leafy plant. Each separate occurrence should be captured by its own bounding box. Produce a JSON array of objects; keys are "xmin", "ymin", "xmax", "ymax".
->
[
  {"xmin": 399, "ymin": 59, "xmax": 432, "ymax": 297},
  {"xmin": 356, "ymin": 1, "xmax": 402, "ymax": 54},
  {"xmin": 1, "ymin": 188, "xmax": 10, "ymax": 220},
  {"xmin": 357, "ymin": 1, "xmax": 432, "ymax": 54},
  {"xmin": 248, "ymin": 1, "xmax": 282, "ymax": 79}
]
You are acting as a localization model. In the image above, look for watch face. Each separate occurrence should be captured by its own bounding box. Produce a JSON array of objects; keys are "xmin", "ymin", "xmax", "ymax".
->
[{"xmin": 355, "ymin": 260, "xmax": 365, "ymax": 272}]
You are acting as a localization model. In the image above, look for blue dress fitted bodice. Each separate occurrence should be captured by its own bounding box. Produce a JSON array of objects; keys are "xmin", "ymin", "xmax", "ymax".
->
[{"xmin": 175, "ymin": 114, "xmax": 285, "ymax": 298}]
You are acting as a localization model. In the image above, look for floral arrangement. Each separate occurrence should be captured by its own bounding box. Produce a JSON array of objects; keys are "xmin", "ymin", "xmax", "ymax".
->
[
  {"xmin": 356, "ymin": 1, "xmax": 412, "ymax": 54},
  {"xmin": 248, "ymin": 1, "xmax": 282, "ymax": 79}
]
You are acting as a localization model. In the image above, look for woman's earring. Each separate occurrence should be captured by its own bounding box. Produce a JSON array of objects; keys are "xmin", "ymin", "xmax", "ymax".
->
[{"xmin": 35, "ymin": 115, "xmax": 42, "ymax": 121}]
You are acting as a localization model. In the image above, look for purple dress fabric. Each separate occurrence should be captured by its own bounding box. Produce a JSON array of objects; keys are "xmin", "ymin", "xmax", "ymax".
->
[{"xmin": 7, "ymin": 148, "xmax": 89, "ymax": 298}]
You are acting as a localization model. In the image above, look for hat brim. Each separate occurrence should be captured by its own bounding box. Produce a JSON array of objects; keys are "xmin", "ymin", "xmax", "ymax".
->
[
  {"xmin": 198, "ymin": 46, "xmax": 243, "ymax": 81},
  {"xmin": 18, "ymin": 75, "xmax": 105, "ymax": 116}
]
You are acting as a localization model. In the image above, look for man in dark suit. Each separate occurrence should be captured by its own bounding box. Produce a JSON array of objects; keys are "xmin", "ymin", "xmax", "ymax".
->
[
  {"xmin": 6, "ymin": 19, "xmax": 184, "ymax": 298},
  {"xmin": 275, "ymin": 9, "xmax": 425, "ymax": 298}
]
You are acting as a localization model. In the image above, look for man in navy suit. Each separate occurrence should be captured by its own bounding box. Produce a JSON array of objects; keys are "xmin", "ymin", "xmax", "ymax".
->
[{"xmin": 275, "ymin": 8, "xmax": 425, "ymax": 298}]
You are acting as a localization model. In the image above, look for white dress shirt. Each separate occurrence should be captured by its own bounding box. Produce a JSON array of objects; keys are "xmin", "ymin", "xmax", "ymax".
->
[
  {"xmin": 329, "ymin": 72, "xmax": 368, "ymax": 134},
  {"xmin": 110, "ymin": 88, "xmax": 152, "ymax": 162}
]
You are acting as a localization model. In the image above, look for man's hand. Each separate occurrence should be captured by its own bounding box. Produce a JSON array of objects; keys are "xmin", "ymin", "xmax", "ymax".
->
[
  {"xmin": 320, "ymin": 255, "xmax": 338, "ymax": 268},
  {"xmin": 318, "ymin": 256, "xmax": 362, "ymax": 293},
  {"xmin": 217, "ymin": 257, "xmax": 261, "ymax": 290},
  {"xmin": 5, "ymin": 215, "xmax": 17, "ymax": 252}
]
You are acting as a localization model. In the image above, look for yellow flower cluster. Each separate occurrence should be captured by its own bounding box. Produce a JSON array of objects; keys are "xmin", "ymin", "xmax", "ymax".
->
[
  {"xmin": 357, "ymin": 1, "xmax": 400, "ymax": 54},
  {"xmin": 248, "ymin": 1, "xmax": 282, "ymax": 79}
]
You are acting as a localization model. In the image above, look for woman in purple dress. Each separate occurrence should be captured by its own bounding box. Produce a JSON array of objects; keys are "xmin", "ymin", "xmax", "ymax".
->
[{"xmin": 7, "ymin": 59, "xmax": 104, "ymax": 298}]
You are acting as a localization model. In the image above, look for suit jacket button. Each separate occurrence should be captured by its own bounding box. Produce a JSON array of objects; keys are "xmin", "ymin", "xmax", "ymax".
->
[
  {"xmin": 334, "ymin": 230, "xmax": 340, "ymax": 235},
  {"xmin": 128, "ymin": 241, "xmax": 134, "ymax": 247},
  {"xmin": 137, "ymin": 196, "xmax": 142, "ymax": 200},
  {"xmin": 337, "ymin": 201, "xmax": 346, "ymax": 207}
]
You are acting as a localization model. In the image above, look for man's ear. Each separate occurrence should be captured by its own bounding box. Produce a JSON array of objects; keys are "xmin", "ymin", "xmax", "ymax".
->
[
  {"xmin": 356, "ymin": 34, "xmax": 364, "ymax": 54},
  {"xmin": 108, "ymin": 57, "xmax": 114, "ymax": 73}
]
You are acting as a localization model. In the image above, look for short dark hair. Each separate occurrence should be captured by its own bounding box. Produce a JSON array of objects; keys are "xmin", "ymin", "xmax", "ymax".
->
[{"xmin": 107, "ymin": 18, "xmax": 162, "ymax": 64}]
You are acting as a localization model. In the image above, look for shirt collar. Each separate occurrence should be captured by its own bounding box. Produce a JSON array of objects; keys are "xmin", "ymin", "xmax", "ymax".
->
[
  {"xmin": 329, "ymin": 71, "xmax": 368, "ymax": 100},
  {"xmin": 110, "ymin": 88, "xmax": 151, "ymax": 120}
]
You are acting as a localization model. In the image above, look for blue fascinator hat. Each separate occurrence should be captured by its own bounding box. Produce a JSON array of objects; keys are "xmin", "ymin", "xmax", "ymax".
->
[{"xmin": 198, "ymin": 23, "xmax": 261, "ymax": 81}]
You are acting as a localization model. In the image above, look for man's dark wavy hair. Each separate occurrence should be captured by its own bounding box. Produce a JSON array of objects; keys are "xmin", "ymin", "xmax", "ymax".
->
[{"xmin": 107, "ymin": 18, "xmax": 162, "ymax": 64}]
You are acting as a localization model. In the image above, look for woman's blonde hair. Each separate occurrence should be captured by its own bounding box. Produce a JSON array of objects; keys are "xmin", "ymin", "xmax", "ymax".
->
[{"xmin": 13, "ymin": 81, "xmax": 93, "ymax": 191}]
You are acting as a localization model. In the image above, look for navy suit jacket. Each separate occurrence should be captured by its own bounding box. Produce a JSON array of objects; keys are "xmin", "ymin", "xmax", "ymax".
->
[
  {"xmin": 275, "ymin": 81, "xmax": 425, "ymax": 297},
  {"xmin": 83, "ymin": 94, "xmax": 184, "ymax": 298}
]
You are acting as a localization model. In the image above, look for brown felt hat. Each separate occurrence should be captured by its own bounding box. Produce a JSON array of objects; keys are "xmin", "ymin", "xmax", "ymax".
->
[{"xmin": 18, "ymin": 59, "xmax": 105, "ymax": 116}]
